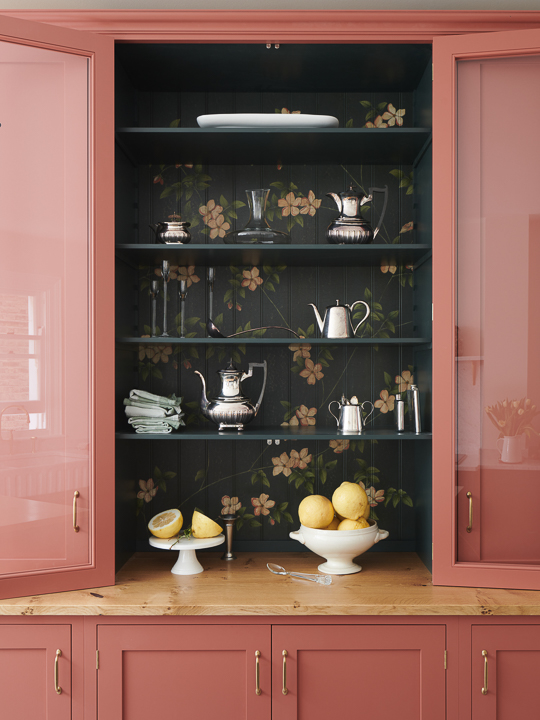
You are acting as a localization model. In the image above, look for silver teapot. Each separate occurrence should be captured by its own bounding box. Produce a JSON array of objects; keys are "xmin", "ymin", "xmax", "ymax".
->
[
  {"xmin": 195, "ymin": 360, "xmax": 267, "ymax": 430},
  {"xmin": 326, "ymin": 184, "xmax": 388, "ymax": 244},
  {"xmin": 149, "ymin": 219, "xmax": 191, "ymax": 244},
  {"xmin": 329, "ymin": 395, "xmax": 374, "ymax": 433},
  {"xmin": 309, "ymin": 299, "xmax": 370, "ymax": 338}
]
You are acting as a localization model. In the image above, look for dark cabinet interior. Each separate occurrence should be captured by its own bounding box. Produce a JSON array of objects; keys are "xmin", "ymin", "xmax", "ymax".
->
[{"xmin": 114, "ymin": 42, "xmax": 433, "ymax": 571}]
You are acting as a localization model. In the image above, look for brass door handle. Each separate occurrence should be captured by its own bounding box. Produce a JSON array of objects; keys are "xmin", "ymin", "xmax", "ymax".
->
[
  {"xmin": 466, "ymin": 491, "xmax": 473, "ymax": 533},
  {"xmin": 54, "ymin": 649, "xmax": 62, "ymax": 695},
  {"xmin": 73, "ymin": 490, "xmax": 80, "ymax": 533},
  {"xmin": 255, "ymin": 650, "xmax": 261, "ymax": 696},
  {"xmin": 482, "ymin": 650, "xmax": 488, "ymax": 695},
  {"xmin": 282, "ymin": 650, "xmax": 288, "ymax": 695}
]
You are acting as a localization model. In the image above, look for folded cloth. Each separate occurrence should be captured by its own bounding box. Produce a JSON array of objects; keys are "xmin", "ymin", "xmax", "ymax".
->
[
  {"xmin": 128, "ymin": 389, "xmax": 182, "ymax": 409},
  {"xmin": 132, "ymin": 424, "xmax": 173, "ymax": 434},
  {"xmin": 128, "ymin": 415, "xmax": 185, "ymax": 430},
  {"xmin": 123, "ymin": 398, "xmax": 182, "ymax": 414},
  {"xmin": 125, "ymin": 405, "xmax": 175, "ymax": 419}
]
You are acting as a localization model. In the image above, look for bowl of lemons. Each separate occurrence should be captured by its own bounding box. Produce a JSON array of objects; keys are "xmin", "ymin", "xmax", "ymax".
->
[{"xmin": 289, "ymin": 482, "xmax": 389, "ymax": 575}]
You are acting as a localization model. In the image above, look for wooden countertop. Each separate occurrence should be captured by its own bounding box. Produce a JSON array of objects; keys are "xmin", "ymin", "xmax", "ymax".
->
[{"xmin": 2, "ymin": 552, "xmax": 540, "ymax": 616}]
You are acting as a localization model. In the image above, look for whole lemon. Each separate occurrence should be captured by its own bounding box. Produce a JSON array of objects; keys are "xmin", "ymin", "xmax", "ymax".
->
[
  {"xmin": 298, "ymin": 495, "xmax": 334, "ymax": 529},
  {"xmin": 324, "ymin": 516, "xmax": 340, "ymax": 531},
  {"xmin": 337, "ymin": 517, "xmax": 370, "ymax": 531},
  {"xmin": 332, "ymin": 482, "xmax": 369, "ymax": 520}
]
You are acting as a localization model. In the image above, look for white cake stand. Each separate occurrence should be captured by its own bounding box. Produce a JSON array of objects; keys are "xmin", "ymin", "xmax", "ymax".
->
[{"xmin": 149, "ymin": 534, "xmax": 225, "ymax": 575}]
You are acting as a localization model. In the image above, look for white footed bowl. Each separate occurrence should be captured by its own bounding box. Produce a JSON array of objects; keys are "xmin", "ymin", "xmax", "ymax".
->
[{"xmin": 289, "ymin": 520, "xmax": 389, "ymax": 575}]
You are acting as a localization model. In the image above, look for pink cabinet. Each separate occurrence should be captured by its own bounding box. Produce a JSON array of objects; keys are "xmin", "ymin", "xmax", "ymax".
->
[
  {"xmin": 471, "ymin": 624, "xmax": 540, "ymax": 719},
  {"xmin": 271, "ymin": 624, "xmax": 446, "ymax": 719},
  {"xmin": 0, "ymin": 623, "xmax": 71, "ymax": 719},
  {"xmin": 0, "ymin": 14, "xmax": 115, "ymax": 599},
  {"xmin": 433, "ymin": 27, "xmax": 540, "ymax": 590},
  {"xmin": 96, "ymin": 623, "xmax": 272, "ymax": 720}
]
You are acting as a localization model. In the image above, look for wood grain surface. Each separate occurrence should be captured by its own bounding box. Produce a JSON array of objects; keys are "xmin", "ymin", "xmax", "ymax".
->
[{"xmin": 1, "ymin": 552, "xmax": 540, "ymax": 616}]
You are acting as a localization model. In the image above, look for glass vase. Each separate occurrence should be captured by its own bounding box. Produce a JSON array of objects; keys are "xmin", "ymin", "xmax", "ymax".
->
[{"xmin": 223, "ymin": 188, "xmax": 290, "ymax": 244}]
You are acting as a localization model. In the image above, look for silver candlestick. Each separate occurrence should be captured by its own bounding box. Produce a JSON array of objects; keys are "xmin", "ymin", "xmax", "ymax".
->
[
  {"xmin": 179, "ymin": 279, "xmax": 188, "ymax": 338},
  {"xmin": 221, "ymin": 515, "xmax": 237, "ymax": 561},
  {"xmin": 150, "ymin": 280, "xmax": 160, "ymax": 337},
  {"xmin": 207, "ymin": 266, "xmax": 216, "ymax": 323},
  {"xmin": 161, "ymin": 260, "xmax": 170, "ymax": 337}
]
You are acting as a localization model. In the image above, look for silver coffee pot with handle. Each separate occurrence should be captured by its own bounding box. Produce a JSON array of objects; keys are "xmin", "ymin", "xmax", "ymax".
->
[
  {"xmin": 329, "ymin": 395, "xmax": 374, "ymax": 433},
  {"xmin": 195, "ymin": 360, "xmax": 267, "ymax": 430},
  {"xmin": 309, "ymin": 299, "xmax": 370, "ymax": 338}
]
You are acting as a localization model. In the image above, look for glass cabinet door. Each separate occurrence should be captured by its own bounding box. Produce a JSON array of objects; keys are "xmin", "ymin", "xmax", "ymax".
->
[
  {"xmin": 433, "ymin": 28, "xmax": 540, "ymax": 590},
  {"xmin": 0, "ymin": 15, "xmax": 114, "ymax": 598}
]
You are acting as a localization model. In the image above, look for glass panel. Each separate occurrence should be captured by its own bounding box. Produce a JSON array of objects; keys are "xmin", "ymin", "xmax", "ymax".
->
[
  {"xmin": 0, "ymin": 40, "xmax": 91, "ymax": 573},
  {"xmin": 456, "ymin": 56, "xmax": 540, "ymax": 564}
]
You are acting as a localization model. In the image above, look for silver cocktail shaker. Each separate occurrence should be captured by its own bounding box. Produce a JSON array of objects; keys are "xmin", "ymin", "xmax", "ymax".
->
[{"xmin": 394, "ymin": 393, "xmax": 405, "ymax": 432}]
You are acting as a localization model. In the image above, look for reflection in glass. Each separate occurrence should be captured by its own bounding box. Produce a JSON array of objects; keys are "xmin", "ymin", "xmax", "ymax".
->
[{"xmin": 456, "ymin": 56, "xmax": 540, "ymax": 564}]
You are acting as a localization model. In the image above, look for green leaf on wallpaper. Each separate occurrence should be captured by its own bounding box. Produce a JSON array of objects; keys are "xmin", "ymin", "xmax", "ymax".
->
[
  {"xmin": 227, "ymin": 210, "xmax": 238, "ymax": 220},
  {"xmin": 160, "ymin": 186, "xmax": 173, "ymax": 199},
  {"xmin": 305, "ymin": 481, "xmax": 314, "ymax": 494},
  {"xmin": 389, "ymin": 169, "xmax": 403, "ymax": 179},
  {"xmin": 402, "ymin": 494, "xmax": 414, "ymax": 507},
  {"xmin": 355, "ymin": 457, "xmax": 367, "ymax": 469},
  {"xmin": 141, "ymin": 279, "xmax": 149, "ymax": 291},
  {"xmin": 169, "ymin": 119, "xmax": 181, "ymax": 127},
  {"xmin": 360, "ymin": 100, "xmax": 372, "ymax": 108},
  {"xmin": 370, "ymin": 509, "xmax": 379, "ymax": 522},
  {"xmin": 386, "ymin": 321, "xmax": 396, "ymax": 333},
  {"xmin": 399, "ymin": 179, "xmax": 409, "ymax": 189},
  {"xmin": 185, "ymin": 401, "xmax": 199, "ymax": 410},
  {"xmin": 365, "ymin": 109, "xmax": 375, "ymax": 120},
  {"xmin": 232, "ymin": 350, "xmax": 241, "ymax": 364},
  {"xmin": 283, "ymin": 512, "xmax": 294, "ymax": 524},
  {"xmin": 346, "ymin": 118, "xmax": 353, "ymax": 128},
  {"xmin": 295, "ymin": 215, "xmax": 304, "ymax": 228},
  {"xmin": 393, "ymin": 493, "xmax": 400, "ymax": 508},
  {"xmin": 290, "ymin": 365, "xmax": 301, "ymax": 374},
  {"xmin": 232, "ymin": 200, "xmax": 246, "ymax": 209},
  {"xmin": 388, "ymin": 310, "xmax": 399, "ymax": 320},
  {"xmin": 320, "ymin": 469, "xmax": 327, "ymax": 484},
  {"xmin": 373, "ymin": 302, "xmax": 383, "ymax": 311},
  {"xmin": 265, "ymin": 282, "xmax": 275, "ymax": 293},
  {"xmin": 164, "ymin": 471, "xmax": 177, "ymax": 480},
  {"xmin": 250, "ymin": 520, "xmax": 262, "ymax": 528},
  {"xmin": 238, "ymin": 344, "xmax": 246, "ymax": 354},
  {"xmin": 364, "ymin": 287, "xmax": 372, "ymax": 300},
  {"xmin": 154, "ymin": 466, "xmax": 162, "ymax": 480},
  {"xmin": 194, "ymin": 469, "xmax": 206, "ymax": 483},
  {"xmin": 266, "ymin": 208, "xmax": 275, "ymax": 222},
  {"xmin": 384, "ymin": 372, "xmax": 393, "ymax": 387},
  {"xmin": 377, "ymin": 101, "xmax": 388, "ymax": 110},
  {"xmin": 318, "ymin": 358, "xmax": 329, "ymax": 368},
  {"xmin": 273, "ymin": 510, "xmax": 281, "ymax": 523},
  {"xmin": 407, "ymin": 186, "xmax": 414, "ymax": 195},
  {"xmin": 325, "ymin": 460, "xmax": 338, "ymax": 471},
  {"xmin": 205, "ymin": 346, "xmax": 215, "ymax": 359},
  {"xmin": 366, "ymin": 467, "xmax": 379, "ymax": 474},
  {"xmin": 239, "ymin": 288, "xmax": 246, "ymax": 299},
  {"xmin": 281, "ymin": 400, "xmax": 292, "ymax": 409},
  {"xmin": 152, "ymin": 367, "xmax": 163, "ymax": 380},
  {"xmin": 189, "ymin": 346, "xmax": 199, "ymax": 358},
  {"xmin": 409, "ymin": 275, "xmax": 414, "ymax": 287},
  {"xmin": 223, "ymin": 289, "xmax": 233, "ymax": 303}
]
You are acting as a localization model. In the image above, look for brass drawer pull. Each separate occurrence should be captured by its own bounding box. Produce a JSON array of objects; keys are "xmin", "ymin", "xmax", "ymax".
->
[
  {"xmin": 466, "ymin": 491, "xmax": 473, "ymax": 533},
  {"xmin": 255, "ymin": 650, "xmax": 261, "ymax": 696},
  {"xmin": 282, "ymin": 650, "xmax": 288, "ymax": 695},
  {"xmin": 482, "ymin": 650, "xmax": 488, "ymax": 695},
  {"xmin": 54, "ymin": 649, "xmax": 62, "ymax": 695},
  {"xmin": 73, "ymin": 491, "xmax": 80, "ymax": 533}
]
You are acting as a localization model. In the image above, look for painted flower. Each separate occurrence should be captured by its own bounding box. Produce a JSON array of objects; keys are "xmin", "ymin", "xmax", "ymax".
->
[
  {"xmin": 295, "ymin": 405, "xmax": 317, "ymax": 426},
  {"xmin": 199, "ymin": 199, "xmax": 223, "ymax": 225},
  {"xmin": 289, "ymin": 343, "xmax": 311, "ymax": 361},
  {"xmin": 300, "ymin": 358, "xmax": 324, "ymax": 385},
  {"xmin": 175, "ymin": 164, "xmax": 194, "ymax": 169},
  {"xmin": 139, "ymin": 344, "xmax": 156, "ymax": 361},
  {"xmin": 183, "ymin": 359, "xmax": 192, "ymax": 370},
  {"xmin": 290, "ymin": 447, "xmax": 312, "ymax": 469},
  {"xmin": 177, "ymin": 266, "xmax": 200, "ymax": 288},
  {"xmin": 395, "ymin": 370, "xmax": 414, "ymax": 392},
  {"xmin": 329, "ymin": 439, "xmax": 350, "ymax": 453},
  {"xmin": 152, "ymin": 345, "xmax": 172, "ymax": 364},
  {"xmin": 272, "ymin": 451, "xmax": 295, "ymax": 477},
  {"xmin": 380, "ymin": 262, "xmax": 397, "ymax": 274},
  {"xmin": 137, "ymin": 478, "xmax": 157, "ymax": 503},
  {"xmin": 278, "ymin": 192, "xmax": 302, "ymax": 217},
  {"xmin": 251, "ymin": 493, "xmax": 276, "ymax": 516},
  {"xmin": 279, "ymin": 108, "xmax": 301, "ymax": 114},
  {"xmin": 400, "ymin": 221, "xmax": 414, "ymax": 234},
  {"xmin": 207, "ymin": 213, "xmax": 231, "ymax": 239},
  {"xmin": 300, "ymin": 191, "xmax": 322, "ymax": 216},
  {"xmin": 365, "ymin": 115, "xmax": 388, "ymax": 128},
  {"xmin": 366, "ymin": 486, "xmax": 385, "ymax": 507},
  {"xmin": 375, "ymin": 389, "xmax": 395, "ymax": 413},
  {"xmin": 153, "ymin": 174, "xmax": 164, "ymax": 185},
  {"xmin": 155, "ymin": 264, "xmax": 180, "ymax": 281},
  {"xmin": 241, "ymin": 267, "xmax": 263, "ymax": 291},
  {"xmin": 221, "ymin": 495, "xmax": 242, "ymax": 515},
  {"xmin": 382, "ymin": 103, "xmax": 406, "ymax": 127}
]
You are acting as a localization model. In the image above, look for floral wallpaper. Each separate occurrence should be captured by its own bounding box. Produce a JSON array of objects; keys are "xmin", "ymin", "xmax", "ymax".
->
[{"xmin": 120, "ymin": 90, "xmax": 423, "ymax": 549}]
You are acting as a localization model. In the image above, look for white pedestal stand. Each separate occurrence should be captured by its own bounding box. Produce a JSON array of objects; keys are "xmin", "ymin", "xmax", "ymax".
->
[{"xmin": 149, "ymin": 534, "xmax": 225, "ymax": 575}]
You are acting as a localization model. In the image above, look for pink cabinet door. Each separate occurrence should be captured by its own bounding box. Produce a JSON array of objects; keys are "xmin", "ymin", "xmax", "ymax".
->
[
  {"xmin": 97, "ymin": 623, "xmax": 272, "ymax": 720},
  {"xmin": 272, "ymin": 624, "xmax": 446, "ymax": 719},
  {"xmin": 433, "ymin": 27, "xmax": 540, "ymax": 590},
  {"xmin": 472, "ymin": 625, "xmax": 540, "ymax": 719},
  {"xmin": 0, "ymin": 623, "xmax": 71, "ymax": 719},
  {"xmin": 0, "ymin": 15, "xmax": 115, "ymax": 598}
]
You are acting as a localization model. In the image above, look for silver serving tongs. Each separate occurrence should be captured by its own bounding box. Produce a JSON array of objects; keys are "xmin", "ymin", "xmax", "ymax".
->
[{"xmin": 267, "ymin": 562, "xmax": 332, "ymax": 585}]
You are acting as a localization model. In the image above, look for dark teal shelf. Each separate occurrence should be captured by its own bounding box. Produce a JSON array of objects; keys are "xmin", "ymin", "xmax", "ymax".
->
[
  {"xmin": 118, "ymin": 337, "xmax": 431, "ymax": 346},
  {"xmin": 115, "ymin": 243, "xmax": 431, "ymax": 269},
  {"xmin": 116, "ymin": 428, "xmax": 432, "ymax": 441},
  {"xmin": 116, "ymin": 127, "xmax": 432, "ymax": 166}
]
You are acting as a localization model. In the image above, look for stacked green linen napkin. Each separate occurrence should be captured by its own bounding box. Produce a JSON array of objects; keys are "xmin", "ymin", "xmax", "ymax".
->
[{"xmin": 124, "ymin": 389, "xmax": 185, "ymax": 433}]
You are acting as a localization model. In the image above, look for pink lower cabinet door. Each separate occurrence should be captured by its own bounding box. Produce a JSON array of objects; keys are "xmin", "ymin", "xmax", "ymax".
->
[
  {"xmin": 472, "ymin": 625, "xmax": 540, "ymax": 719},
  {"xmin": 97, "ymin": 623, "xmax": 271, "ymax": 720},
  {"xmin": 0, "ymin": 624, "xmax": 71, "ymax": 719},
  {"xmin": 272, "ymin": 624, "xmax": 446, "ymax": 719}
]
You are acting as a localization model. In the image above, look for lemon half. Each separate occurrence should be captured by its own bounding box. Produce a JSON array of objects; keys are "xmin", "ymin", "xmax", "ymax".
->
[
  {"xmin": 192, "ymin": 510, "xmax": 222, "ymax": 538},
  {"xmin": 148, "ymin": 508, "xmax": 183, "ymax": 538}
]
